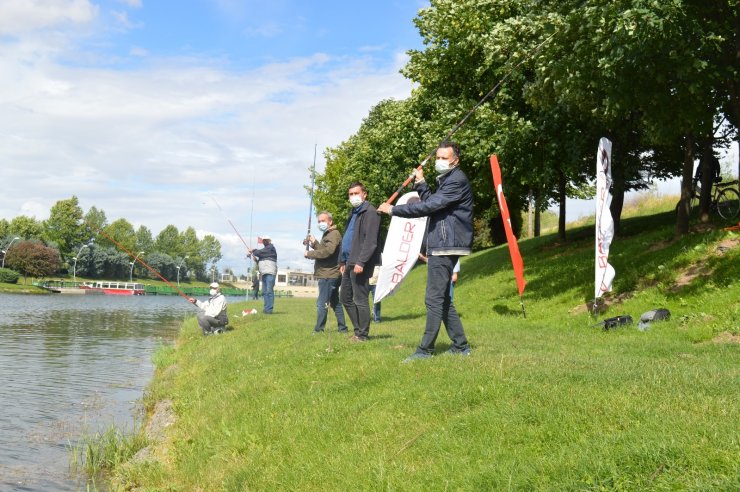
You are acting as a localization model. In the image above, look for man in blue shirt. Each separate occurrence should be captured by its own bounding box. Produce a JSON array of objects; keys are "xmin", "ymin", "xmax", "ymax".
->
[{"xmin": 339, "ymin": 182, "xmax": 381, "ymax": 342}]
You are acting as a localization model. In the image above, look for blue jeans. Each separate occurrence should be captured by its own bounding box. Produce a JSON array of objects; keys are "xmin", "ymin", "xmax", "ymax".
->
[
  {"xmin": 261, "ymin": 273, "xmax": 275, "ymax": 313},
  {"xmin": 315, "ymin": 277, "xmax": 347, "ymax": 332},
  {"xmin": 416, "ymin": 255, "xmax": 469, "ymax": 354},
  {"xmin": 368, "ymin": 284, "xmax": 382, "ymax": 322}
]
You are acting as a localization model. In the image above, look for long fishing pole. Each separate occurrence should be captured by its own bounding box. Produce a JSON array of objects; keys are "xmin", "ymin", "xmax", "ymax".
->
[
  {"xmin": 384, "ymin": 32, "xmax": 557, "ymax": 205},
  {"xmin": 210, "ymin": 195, "xmax": 251, "ymax": 250},
  {"xmin": 90, "ymin": 224, "xmax": 192, "ymax": 302},
  {"xmin": 305, "ymin": 144, "xmax": 317, "ymax": 251}
]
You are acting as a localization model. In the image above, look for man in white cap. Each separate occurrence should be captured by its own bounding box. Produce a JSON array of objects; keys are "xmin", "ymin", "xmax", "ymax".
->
[
  {"xmin": 247, "ymin": 236, "xmax": 277, "ymax": 314},
  {"xmin": 189, "ymin": 282, "xmax": 229, "ymax": 335}
]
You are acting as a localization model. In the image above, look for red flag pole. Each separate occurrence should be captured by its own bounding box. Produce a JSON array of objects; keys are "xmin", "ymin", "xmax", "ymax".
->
[{"xmin": 490, "ymin": 155, "xmax": 527, "ymax": 317}]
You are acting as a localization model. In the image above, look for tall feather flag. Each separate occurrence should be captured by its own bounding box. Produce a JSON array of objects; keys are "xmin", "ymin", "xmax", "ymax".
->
[
  {"xmin": 595, "ymin": 138, "xmax": 616, "ymax": 303},
  {"xmin": 373, "ymin": 192, "xmax": 428, "ymax": 303},
  {"xmin": 490, "ymin": 155, "xmax": 527, "ymax": 316}
]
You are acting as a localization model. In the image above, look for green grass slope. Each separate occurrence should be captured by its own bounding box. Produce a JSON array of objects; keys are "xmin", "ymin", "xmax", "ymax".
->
[{"xmin": 115, "ymin": 204, "xmax": 739, "ymax": 491}]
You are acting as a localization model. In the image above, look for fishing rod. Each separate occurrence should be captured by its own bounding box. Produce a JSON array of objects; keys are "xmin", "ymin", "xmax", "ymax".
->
[
  {"xmin": 305, "ymin": 144, "xmax": 317, "ymax": 251},
  {"xmin": 210, "ymin": 196, "xmax": 251, "ymax": 250},
  {"xmin": 90, "ymin": 223, "xmax": 192, "ymax": 302},
  {"xmin": 384, "ymin": 32, "xmax": 557, "ymax": 205}
]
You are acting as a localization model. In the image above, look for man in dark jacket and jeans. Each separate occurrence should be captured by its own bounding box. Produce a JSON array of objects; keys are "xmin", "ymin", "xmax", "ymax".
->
[
  {"xmin": 340, "ymin": 181, "xmax": 381, "ymax": 342},
  {"xmin": 378, "ymin": 141, "xmax": 473, "ymax": 361},
  {"xmin": 304, "ymin": 211, "xmax": 347, "ymax": 334}
]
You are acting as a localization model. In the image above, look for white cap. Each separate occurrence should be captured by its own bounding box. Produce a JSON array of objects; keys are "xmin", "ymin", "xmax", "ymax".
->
[
  {"xmin": 262, "ymin": 235, "xmax": 271, "ymax": 241},
  {"xmin": 209, "ymin": 282, "xmax": 219, "ymax": 289}
]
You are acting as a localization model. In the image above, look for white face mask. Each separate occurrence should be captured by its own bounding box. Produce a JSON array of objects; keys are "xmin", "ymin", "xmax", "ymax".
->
[
  {"xmin": 435, "ymin": 159, "xmax": 452, "ymax": 174},
  {"xmin": 210, "ymin": 289, "xmax": 218, "ymax": 296},
  {"xmin": 349, "ymin": 195, "xmax": 363, "ymax": 207},
  {"xmin": 317, "ymin": 221, "xmax": 328, "ymax": 232}
]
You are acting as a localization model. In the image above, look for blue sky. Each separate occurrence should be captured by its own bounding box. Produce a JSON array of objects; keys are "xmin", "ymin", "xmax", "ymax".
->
[{"xmin": 0, "ymin": 0, "xmax": 427, "ymax": 274}]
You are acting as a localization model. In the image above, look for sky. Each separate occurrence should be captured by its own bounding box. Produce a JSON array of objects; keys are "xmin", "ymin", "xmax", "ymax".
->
[
  {"xmin": 0, "ymin": 0, "xmax": 428, "ymax": 275},
  {"xmin": 2, "ymin": 1, "xmax": 737, "ymax": 276}
]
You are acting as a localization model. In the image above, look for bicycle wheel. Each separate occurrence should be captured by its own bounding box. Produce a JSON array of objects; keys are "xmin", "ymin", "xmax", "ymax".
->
[{"xmin": 716, "ymin": 188, "xmax": 740, "ymax": 219}]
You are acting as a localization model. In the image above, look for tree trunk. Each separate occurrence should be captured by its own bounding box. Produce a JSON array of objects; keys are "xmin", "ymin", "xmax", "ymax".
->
[
  {"xmin": 676, "ymin": 135, "xmax": 695, "ymax": 236},
  {"xmin": 699, "ymin": 139, "xmax": 714, "ymax": 222},
  {"xmin": 609, "ymin": 144, "xmax": 625, "ymax": 236},
  {"xmin": 558, "ymin": 169, "xmax": 566, "ymax": 241}
]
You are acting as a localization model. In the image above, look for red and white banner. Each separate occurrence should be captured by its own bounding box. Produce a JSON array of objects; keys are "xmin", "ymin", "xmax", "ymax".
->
[
  {"xmin": 595, "ymin": 138, "xmax": 616, "ymax": 299},
  {"xmin": 490, "ymin": 155, "xmax": 526, "ymax": 297},
  {"xmin": 374, "ymin": 192, "xmax": 428, "ymax": 303}
]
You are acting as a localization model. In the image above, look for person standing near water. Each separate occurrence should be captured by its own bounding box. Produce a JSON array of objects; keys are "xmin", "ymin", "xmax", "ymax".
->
[{"xmin": 248, "ymin": 236, "xmax": 277, "ymax": 314}]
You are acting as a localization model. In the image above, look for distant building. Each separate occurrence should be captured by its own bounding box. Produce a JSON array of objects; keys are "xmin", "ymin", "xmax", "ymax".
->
[{"xmin": 275, "ymin": 268, "xmax": 316, "ymax": 288}]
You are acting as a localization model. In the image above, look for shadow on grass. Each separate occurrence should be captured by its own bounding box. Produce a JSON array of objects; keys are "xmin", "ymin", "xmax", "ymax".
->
[{"xmin": 463, "ymin": 209, "xmax": 738, "ymax": 305}]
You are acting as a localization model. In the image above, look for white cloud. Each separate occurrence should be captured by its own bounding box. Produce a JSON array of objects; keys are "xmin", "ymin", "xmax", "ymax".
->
[
  {"xmin": 117, "ymin": 0, "xmax": 142, "ymax": 8},
  {"xmin": 0, "ymin": 0, "xmax": 98, "ymax": 36},
  {"xmin": 0, "ymin": 25, "xmax": 413, "ymax": 274}
]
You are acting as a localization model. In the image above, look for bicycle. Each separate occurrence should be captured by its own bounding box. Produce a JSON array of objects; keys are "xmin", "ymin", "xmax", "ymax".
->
[{"xmin": 676, "ymin": 178, "xmax": 740, "ymax": 220}]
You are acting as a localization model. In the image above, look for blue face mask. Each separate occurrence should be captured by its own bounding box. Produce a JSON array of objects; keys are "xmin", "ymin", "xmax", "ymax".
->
[{"xmin": 317, "ymin": 222, "xmax": 328, "ymax": 232}]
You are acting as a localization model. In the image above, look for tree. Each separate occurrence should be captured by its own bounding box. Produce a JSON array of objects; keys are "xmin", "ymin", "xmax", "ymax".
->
[
  {"xmin": 199, "ymin": 235, "xmax": 222, "ymax": 281},
  {"xmin": 144, "ymin": 251, "xmax": 176, "ymax": 281},
  {"xmin": 155, "ymin": 225, "xmax": 181, "ymax": 258},
  {"xmin": 0, "ymin": 219, "xmax": 9, "ymax": 239},
  {"xmin": 44, "ymin": 196, "xmax": 85, "ymax": 260},
  {"xmin": 135, "ymin": 225, "xmax": 154, "ymax": 253},
  {"xmin": 9, "ymin": 216, "xmax": 43, "ymax": 240},
  {"xmin": 101, "ymin": 219, "xmax": 136, "ymax": 253},
  {"xmin": 5, "ymin": 240, "xmax": 60, "ymax": 281},
  {"xmin": 83, "ymin": 206, "xmax": 108, "ymax": 239}
]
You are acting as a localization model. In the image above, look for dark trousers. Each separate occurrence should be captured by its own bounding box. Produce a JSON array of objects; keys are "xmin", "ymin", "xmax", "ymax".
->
[
  {"xmin": 315, "ymin": 277, "xmax": 347, "ymax": 332},
  {"xmin": 196, "ymin": 312, "xmax": 227, "ymax": 335},
  {"xmin": 416, "ymin": 255, "xmax": 469, "ymax": 354},
  {"xmin": 340, "ymin": 266, "xmax": 371, "ymax": 339}
]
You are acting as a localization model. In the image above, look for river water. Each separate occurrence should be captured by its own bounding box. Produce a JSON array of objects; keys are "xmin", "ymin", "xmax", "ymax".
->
[{"xmin": 0, "ymin": 293, "xmax": 199, "ymax": 491}]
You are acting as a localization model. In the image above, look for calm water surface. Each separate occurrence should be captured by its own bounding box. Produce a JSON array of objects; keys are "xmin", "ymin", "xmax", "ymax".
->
[{"xmin": 0, "ymin": 293, "xmax": 197, "ymax": 491}]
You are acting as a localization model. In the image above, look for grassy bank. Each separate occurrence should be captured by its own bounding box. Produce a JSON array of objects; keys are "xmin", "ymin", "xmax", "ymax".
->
[{"xmin": 109, "ymin": 199, "xmax": 738, "ymax": 490}]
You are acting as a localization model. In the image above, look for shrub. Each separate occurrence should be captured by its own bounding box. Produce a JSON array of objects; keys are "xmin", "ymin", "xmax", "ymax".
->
[{"xmin": 0, "ymin": 267, "xmax": 20, "ymax": 284}]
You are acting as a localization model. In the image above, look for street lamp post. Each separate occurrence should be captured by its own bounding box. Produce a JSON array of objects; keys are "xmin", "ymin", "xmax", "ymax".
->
[
  {"xmin": 176, "ymin": 256, "xmax": 189, "ymax": 287},
  {"xmin": 1, "ymin": 236, "xmax": 20, "ymax": 269},
  {"xmin": 72, "ymin": 244, "xmax": 88, "ymax": 282},
  {"xmin": 130, "ymin": 251, "xmax": 145, "ymax": 282}
]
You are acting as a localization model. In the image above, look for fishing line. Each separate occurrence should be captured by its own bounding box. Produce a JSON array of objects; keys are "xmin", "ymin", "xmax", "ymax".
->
[
  {"xmin": 210, "ymin": 195, "xmax": 251, "ymax": 250},
  {"xmin": 385, "ymin": 31, "xmax": 557, "ymax": 204},
  {"xmin": 90, "ymin": 224, "xmax": 192, "ymax": 302}
]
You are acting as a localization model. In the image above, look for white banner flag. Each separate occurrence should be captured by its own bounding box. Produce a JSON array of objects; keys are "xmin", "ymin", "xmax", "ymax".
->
[
  {"xmin": 374, "ymin": 192, "xmax": 428, "ymax": 303},
  {"xmin": 595, "ymin": 137, "xmax": 616, "ymax": 299}
]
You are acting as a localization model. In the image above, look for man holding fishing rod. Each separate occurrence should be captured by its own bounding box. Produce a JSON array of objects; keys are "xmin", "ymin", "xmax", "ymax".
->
[
  {"xmin": 304, "ymin": 211, "xmax": 348, "ymax": 334},
  {"xmin": 247, "ymin": 237, "xmax": 277, "ymax": 314},
  {"xmin": 377, "ymin": 141, "xmax": 473, "ymax": 361},
  {"xmin": 188, "ymin": 282, "xmax": 229, "ymax": 335}
]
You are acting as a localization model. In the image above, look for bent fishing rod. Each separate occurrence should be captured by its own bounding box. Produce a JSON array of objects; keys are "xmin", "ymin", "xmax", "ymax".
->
[
  {"xmin": 210, "ymin": 196, "xmax": 252, "ymax": 251},
  {"xmin": 384, "ymin": 32, "xmax": 557, "ymax": 205},
  {"xmin": 89, "ymin": 223, "xmax": 193, "ymax": 302},
  {"xmin": 305, "ymin": 144, "xmax": 317, "ymax": 251}
]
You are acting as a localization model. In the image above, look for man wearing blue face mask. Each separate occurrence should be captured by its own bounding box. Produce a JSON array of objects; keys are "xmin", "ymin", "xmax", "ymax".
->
[
  {"xmin": 340, "ymin": 181, "xmax": 381, "ymax": 342},
  {"xmin": 188, "ymin": 282, "xmax": 229, "ymax": 335},
  {"xmin": 377, "ymin": 141, "xmax": 473, "ymax": 361},
  {"xmin": 304, "ymin": 211, "xmax": 347, "ymax": 334}
]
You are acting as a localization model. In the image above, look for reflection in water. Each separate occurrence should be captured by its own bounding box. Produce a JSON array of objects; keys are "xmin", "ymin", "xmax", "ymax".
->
[{"xmin": 0, "ymin": 294, "xmax": 195, "ymax": 491}]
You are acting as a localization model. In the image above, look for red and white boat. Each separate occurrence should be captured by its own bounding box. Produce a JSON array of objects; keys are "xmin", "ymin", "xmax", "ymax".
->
[{"xmin": 80, "ymin": 281, "xmax": 146, "ymax": 295}]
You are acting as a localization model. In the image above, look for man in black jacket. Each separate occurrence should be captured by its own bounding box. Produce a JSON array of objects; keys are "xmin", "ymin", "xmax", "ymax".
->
[
  {"xmin": 378, "ymin": 141, "xmax": 473, "ymax": 361},
  {"xmin": 339, "ymin": 182, "xmax": 381, "ymax": 341}
]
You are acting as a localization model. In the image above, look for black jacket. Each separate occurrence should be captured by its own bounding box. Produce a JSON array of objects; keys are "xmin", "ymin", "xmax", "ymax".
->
[
  {"xmin": 391, "ymin": 166, "xmax": 473, "ymax": 256},
  {"xmin": 342, "ymin": 201, "xmax": 381, "ymax": 269}
]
